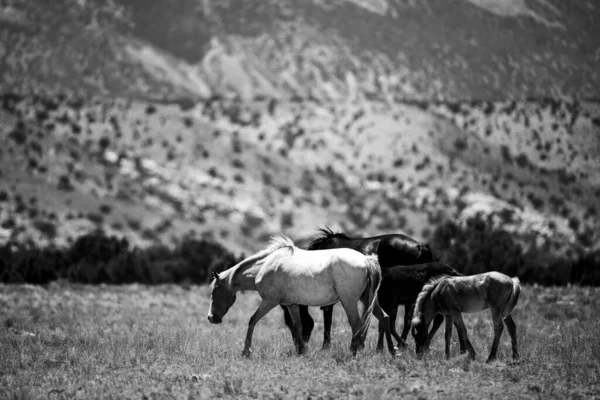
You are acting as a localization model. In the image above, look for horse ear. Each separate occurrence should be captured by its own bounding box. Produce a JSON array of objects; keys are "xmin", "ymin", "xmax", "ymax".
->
[{"xmin": 365, "ymin": 240, "xmax": 381, "ymax": 255}]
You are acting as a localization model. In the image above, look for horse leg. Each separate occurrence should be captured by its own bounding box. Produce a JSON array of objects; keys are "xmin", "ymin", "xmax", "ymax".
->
[
  {"xmin": 243, "ymin": 300, "xmax": 278, "ymax": 357},
  {"xmin": 299, "ymin": 305, "xmax": 314, "ymax": 343},
  {"xmin": 504, "ymin": 315, "xmax": 519, "ymax": 360},
  {"xmin": 339, "ymin": 299, "xmax": 362, "ymax": 355},
  {"xmin": 444, "ymin": 316, "xmax": 453, "ymax": 359},
  {"xmin": 281, "ymin": 305, "xmax": 296, "ymax": 345},
  {"xmin": 321, "ymin": 305, "xmax": 334, "ymax": 349},
  {"xmin": 455, "ymin": 321, "xmax": 467, "ymax": 354},
  {"xmin": 451, "ymin": 313, "xmax": 476, "ymax": 361},
  {"xmin": 454, "ymin": 319, "xmax": 468, "ymax": 356},
  {"xmin": 426, "ymin": 314, "xmax": 445, "ymax": 350},
  {"xmin": 394, "ymin": 304, "xmax": 410, "ymax": 348},
  {"xmin": 286, "ymin": 305, "xmax": 307, "ymax": 355},
  {"xmin": 377, "ymin": 316, "xmax": 385, "ymax": 352},
  {"xmin": 486, "ymin": 312, "xmax": 504, "ymax": 363},
  {"xmin": 373, "ymin": 299, "xmax": 396, "ymax": 356}
]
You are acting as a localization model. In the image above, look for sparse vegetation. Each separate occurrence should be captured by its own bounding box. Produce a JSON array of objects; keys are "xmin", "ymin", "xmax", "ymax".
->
[{"xmin": 0, "ymin": 282, "xmax": 597, "ymax": 399}]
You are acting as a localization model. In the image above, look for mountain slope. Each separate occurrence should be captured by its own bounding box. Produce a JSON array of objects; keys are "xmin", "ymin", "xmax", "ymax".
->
[{"xmin": 0, "ymin": 0, "xmax": 599, "ymax": 257}]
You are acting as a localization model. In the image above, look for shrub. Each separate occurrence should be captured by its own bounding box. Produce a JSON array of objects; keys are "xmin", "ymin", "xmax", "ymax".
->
[
  {"xmin": 429, "ymin": 214, "xmax": 599, "ymax": 286},
  {"xmin": 0, "ymin": 231, "xmax": 242, "ymax": 285}
]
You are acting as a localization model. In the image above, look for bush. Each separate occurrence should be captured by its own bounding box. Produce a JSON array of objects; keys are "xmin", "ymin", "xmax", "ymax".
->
[
  {"xmin": 430, "ymin": 214, "xmax": 599, "ymax": 286},
  {"xmin": 0, "ymin": 231, "xmax": 242, "ymax": 285}
]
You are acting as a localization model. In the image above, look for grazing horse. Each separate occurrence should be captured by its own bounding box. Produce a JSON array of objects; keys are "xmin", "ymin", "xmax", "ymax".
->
[
  {"xmin": 282, "ymin": 227, "xmax": 441, "ymax": 348},
  {"xmin": 411, "ymin": 272, "xmax": 521, "ymax": 362},
  {"xmin": 376, "ymin": 262, "xmax": 464, "ymax": 352},
  {"xmin": 207, "ymin": 236, "xmax": 396, "ymax": 357}
]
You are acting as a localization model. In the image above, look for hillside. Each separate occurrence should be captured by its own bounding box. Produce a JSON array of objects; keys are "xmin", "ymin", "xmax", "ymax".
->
[{"xmin": 0, "ymin": 0, "xmax": 599, "ymax": 257}]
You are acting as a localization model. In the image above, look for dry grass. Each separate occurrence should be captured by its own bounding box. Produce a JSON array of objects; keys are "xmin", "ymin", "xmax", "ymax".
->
[{"xmin": 0, "ymin": 282, "xmax": 599, "ymax": 399}]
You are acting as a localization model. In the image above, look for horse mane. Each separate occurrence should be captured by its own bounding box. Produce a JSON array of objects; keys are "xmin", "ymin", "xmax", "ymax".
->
[
  {"xmin": 411, "ymin": 275, "xmax": 450, "ymax": 326},
  {"xmin": 225, "ymin": 235, "xmax": 296, "ymax": 289},
  {"xmin": 308, "ymin": 226, "xmax": 351, "ymax": 249}
]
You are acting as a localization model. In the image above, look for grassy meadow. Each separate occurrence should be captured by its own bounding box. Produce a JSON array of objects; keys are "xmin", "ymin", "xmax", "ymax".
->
[{"xmin": 0, "ymin": 282, "xmax": 599, "ymax": 399}]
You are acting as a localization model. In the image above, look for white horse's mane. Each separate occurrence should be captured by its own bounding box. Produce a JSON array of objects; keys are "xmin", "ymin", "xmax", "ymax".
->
[
  {"xmin": 411, "ymin": 275, "xmax": 450, "ymax": 326},
  {"xmin": 225, "ymin": 235, "xmax": 296, "ymax": 288},
  {"xmin": 265, "ymin": 235, "xmax": 296, "ymax": 254}
]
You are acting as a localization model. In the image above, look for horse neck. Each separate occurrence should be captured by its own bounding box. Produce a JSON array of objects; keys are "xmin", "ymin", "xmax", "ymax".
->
[{"xmin": 223, "ymin": 254, "xmax": 264, "ymax": 292}]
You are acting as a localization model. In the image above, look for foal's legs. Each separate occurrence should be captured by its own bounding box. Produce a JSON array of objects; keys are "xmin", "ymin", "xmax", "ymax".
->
[
  {"xmin": 504, "ymin": 315, "xmax": 519, "ymax": 360},
  {"xmin": 444, "ymin": 316, "xmax": 453, "ymax": 359},
  {"xmin": 451, "ymin": 313, "xmax": 476, "ymax": 360},
  {"xmin": 373, "ymin": 300, "xmax": 396, "ymax": 356},
  {"xmin": 322, "ymin": 305, "xmax": 334, "ymax": 348},
  {"xmin": 486, "ymin": 311, "xmax": 505, "ymax": 363},
  {"xmin": 282, "ymin": 305, "xmax": 314, "ymax": 345},
  {"xmin": 299, "ymin": 305, "xmax": 314, "ymax": 342},
  {"xmin": 396, "ymin": 304, "xmax": 411, "ymax": 347},
  {"xmin": 425, "ymin": 315, "xmax": 466, "ymax": 355},
  {"xmin": 383, "ymin": 306, "xmax": 404, "ymax": 348},
  {"xmin": 242, "ymin": 300, "xmax": 278, "ymax": 357},
  {"xmin": 286, "ymin": 305, "xmax": 307, "ymax": 355},
  {"xmin": 425, "ymin": 314, "xmax": 445, "ymax": 349},
  {"xmin": 457, "ymin": 322, "xmax": 467, "ymax": 354}
]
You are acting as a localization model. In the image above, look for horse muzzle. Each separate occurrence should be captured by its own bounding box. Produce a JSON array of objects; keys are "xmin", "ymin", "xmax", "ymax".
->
[{"xmin": 207, "ymin": 314, "xmax": 222, "ymax": 324}]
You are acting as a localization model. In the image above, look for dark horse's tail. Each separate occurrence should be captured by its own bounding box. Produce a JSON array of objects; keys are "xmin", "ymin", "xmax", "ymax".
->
[{"xmin": 355, "ymin": 254, "xmax": 382, "ymax": 346}]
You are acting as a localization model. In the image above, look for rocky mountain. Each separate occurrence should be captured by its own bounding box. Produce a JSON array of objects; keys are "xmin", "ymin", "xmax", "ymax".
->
[{"xmin": 0, "ymin": 0, "xmax": 599, "ymax": 256}]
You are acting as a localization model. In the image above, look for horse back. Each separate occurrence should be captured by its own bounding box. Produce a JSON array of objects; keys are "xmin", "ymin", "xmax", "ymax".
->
[
  {"xmin": 256, "ymin": 248, "xmax": 368, "ymax": 306},
  {"xmin": 380, "ymin": 262, "xmax": 460, "ymax": 303},
  {"xmin": 368, "ymin": 235, "xmax": 429, "ymax": 268},
  {"xmin": 434, "ymin": 272, "xmax": 517, "ymax": 314}
]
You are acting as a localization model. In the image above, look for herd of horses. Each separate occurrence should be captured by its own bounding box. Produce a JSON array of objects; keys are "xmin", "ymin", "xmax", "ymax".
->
[{"xmin": 207, "ymin": 228, "xmax": 521, "ymax": 362}]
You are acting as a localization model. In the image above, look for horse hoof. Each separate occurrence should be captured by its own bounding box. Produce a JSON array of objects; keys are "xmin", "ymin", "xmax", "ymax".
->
[
  {"xmin": 397, "ymin": 340, "xmax": 408, "ymax": 348},
  {"xmin": 242, "ymin": 349, "xmax": 252, "ymax": 358}
]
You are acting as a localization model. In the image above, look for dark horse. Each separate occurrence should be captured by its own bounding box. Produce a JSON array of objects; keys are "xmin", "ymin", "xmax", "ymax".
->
[
  {"xmin": 376, "ymin": 262, "xmax": 464, "ymax": 351},
  {"xmin": 282, "ymin": 227, "xmax": 441, "ymax": 348}
]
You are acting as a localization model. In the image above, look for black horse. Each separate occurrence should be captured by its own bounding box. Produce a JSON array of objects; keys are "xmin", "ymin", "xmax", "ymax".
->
[
  {"xmin": 282, "ymin": 227, "xmax": 440, "ymax": 348},
  {"xmin": 376, "ymin": 262, "xmax": 465, "ymax": 352}
]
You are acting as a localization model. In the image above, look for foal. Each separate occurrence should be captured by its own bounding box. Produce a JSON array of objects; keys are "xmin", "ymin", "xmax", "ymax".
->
[{"xmin": 411, "ymin": 272, "xmax": 521, "ymax": 362}]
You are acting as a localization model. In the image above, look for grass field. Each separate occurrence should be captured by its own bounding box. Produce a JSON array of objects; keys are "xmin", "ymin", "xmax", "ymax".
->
[{"xmin": 0, "ymin": 282, "xmax": 599, "ymax": 399}]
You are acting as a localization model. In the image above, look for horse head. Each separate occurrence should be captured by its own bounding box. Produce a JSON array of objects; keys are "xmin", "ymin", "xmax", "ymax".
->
[
  {"xmin": 411, "ymin": 276, "xmax": 446, "ymax": 354},
  {"xmin": 417, "ymin": 244, "xmax": 440, "ymax": 262},
  {"xmin": 207, "ymin": 271, "xmax": 237, "ymax": 324},
  {"xmin": 411, "ymin": 319, "xmax": 430, "ymax": 355}
]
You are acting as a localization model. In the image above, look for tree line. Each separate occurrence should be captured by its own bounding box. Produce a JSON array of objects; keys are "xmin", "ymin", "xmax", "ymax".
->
[
  {"xmin": 0, "ymin": 216, "xmax": 598, "ymax": 286},
  {"xmin": 0, "ymin": 231, "xmax": 241, "ymax": 285},
  {"xmin": 430, "ymin": 214, "xmax": 600, "ymax": 286}
]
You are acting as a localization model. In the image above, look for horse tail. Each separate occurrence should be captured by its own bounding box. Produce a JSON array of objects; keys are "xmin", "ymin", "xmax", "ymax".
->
[
  {"xmin": 355, "ymin": 254, "xmax": 382, "ymax": 345},
  {"xmin": 502, "ymin": 277, "xmax": 521, "ymax": 318}
]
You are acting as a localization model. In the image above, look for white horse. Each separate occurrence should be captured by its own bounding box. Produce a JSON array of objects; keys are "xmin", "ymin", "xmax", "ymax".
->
[{"xmin": 208, "ymin": 235, "xmax": 396, "ymax": 357}]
